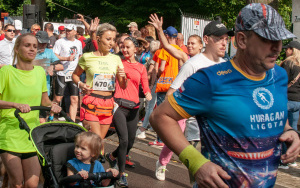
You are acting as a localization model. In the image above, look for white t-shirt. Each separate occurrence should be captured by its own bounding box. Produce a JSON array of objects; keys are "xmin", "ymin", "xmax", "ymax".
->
[
  {"xmin": 53, "ymin": 38, "xmax": 82, "ymax": 76},
  {"xmin": 0, "ymin": 38, "xmax": 16, "ymax": 65},
  {"xmin": 170, "ymin": 53, "xmax": 225, "ymax": 89}
]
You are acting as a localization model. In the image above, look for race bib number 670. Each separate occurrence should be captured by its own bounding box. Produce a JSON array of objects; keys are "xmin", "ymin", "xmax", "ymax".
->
[{"xmin": 93, "ymin": 73, "xmax": 115, "ymax": 91}]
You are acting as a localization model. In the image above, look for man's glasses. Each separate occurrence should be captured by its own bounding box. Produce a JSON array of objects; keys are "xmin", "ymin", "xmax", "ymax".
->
[
  {"xmin": 5, "ymin": 29, "xmax": 16, "ymax": 33},
  {"xmin": 34, "ymin": 29, "xmax": 41, "ymax": 31}
]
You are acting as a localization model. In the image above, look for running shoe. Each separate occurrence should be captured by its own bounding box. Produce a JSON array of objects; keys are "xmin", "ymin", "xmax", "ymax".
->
[
  {"xmin": 125, "ymin": 155, "xmax": 135, "ymax": 168},
  {"xmin": 104, "ymin": 153, "xmax": 118, "ymax": 170},
  {"xmin": 117, "ymin": 173, "xmax": 128, "ymax": 188},
  {"xmin": 47, "ymin": 115, "xmax": 54, "ymax": 122},
  {"xmin": 136, "ymin": 129, "xmax": 146, "ymax": 139},
  {"xmin": 148, "ymin": 140, "xmax": 164, "ymax": 147},
  {"xmin": 289, "ymin": 162, "xmax": 298, "ymax": 167},
  {"xmin": 99, "ymin": 154, "xmax": 105, "ymax": 163},
  {"xmin": 278, "ymin": 163, "xmax": 289, "ymax": 169},
  {"xmin": 57, "ymin": 117, "xmax": 66, "ymax": 121},
  {"xmin": 155, "ymin": 160, "xmax": 167, "ymax": 181}
]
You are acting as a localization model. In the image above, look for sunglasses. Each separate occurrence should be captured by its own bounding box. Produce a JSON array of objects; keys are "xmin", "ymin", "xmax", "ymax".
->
[
  {"xmin": 5, "ymin": 29, "xmax": 16, "ymax": 33},
  {"xmin": 34, "ymin": 29, "xmax": 41, "ymax": 31}
]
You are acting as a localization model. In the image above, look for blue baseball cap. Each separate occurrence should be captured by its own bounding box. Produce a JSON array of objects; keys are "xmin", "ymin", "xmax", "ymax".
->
[{"xmin": 165, "ymin": 26, "xmax": 178, "ymax": 38}]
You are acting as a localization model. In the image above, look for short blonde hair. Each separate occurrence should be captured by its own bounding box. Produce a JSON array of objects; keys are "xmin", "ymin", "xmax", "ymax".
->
[
  {"xmin": 96, "ymin": 23, "xmax": 117, "ymax": 38},
  {"xmin": 149, "ymin": 40, "xmax": 160, "ymax": 54},
  {"xmin": 285, "ymin": 47, "xmax": 300, "ymax": 66},
  {"xmin": 75, "ymin": 132, "xmax": 102, "ymax": 162}
]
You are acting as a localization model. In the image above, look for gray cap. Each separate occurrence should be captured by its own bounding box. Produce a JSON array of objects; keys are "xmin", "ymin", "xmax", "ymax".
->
[
  {"xmin": 235, "ymin": 3, "xmax": 296, "ymax": 41},
  {"xmin": 36, "ymin": 31, "xmax": 49, "ymax": 43}
]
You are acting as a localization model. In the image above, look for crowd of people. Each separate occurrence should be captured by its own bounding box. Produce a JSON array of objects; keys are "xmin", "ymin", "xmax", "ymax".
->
[{"xmin": 0, "ymin": 2, "xmax": 300, "ymax": 188}]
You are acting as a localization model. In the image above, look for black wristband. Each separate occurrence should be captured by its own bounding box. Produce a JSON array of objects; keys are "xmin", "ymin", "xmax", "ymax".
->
[{"xmin": 285, "ymin": 128, "xmax": 300, "ymax": 138}]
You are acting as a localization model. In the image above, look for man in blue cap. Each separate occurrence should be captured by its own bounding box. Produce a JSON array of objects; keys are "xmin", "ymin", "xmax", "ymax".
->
[
  {"xmin": 148, "ymin": 25, "xmax": 183, "ymax": 147},
  {"xmin": 150, "ymin": 3, "xmax": 300, "ymax": 188}
]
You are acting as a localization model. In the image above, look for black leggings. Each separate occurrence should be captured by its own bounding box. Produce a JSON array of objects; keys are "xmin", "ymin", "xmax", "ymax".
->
[{"xmin": 111, "ymin": 106, "xmax": 139, "ymax": 173}]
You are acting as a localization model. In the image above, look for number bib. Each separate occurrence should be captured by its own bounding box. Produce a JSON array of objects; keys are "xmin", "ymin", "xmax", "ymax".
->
[
  {"xmin": 93, "ymin": 73, "xmax": 115, "ymax": 91},
  {"xmin": 65, "ymin": 71, "xmax": 73, "ymax": 82}
]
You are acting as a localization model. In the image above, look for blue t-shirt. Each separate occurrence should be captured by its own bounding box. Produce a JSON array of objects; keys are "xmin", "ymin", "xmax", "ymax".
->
[
  {"xmin": 67, "ymin": 158, "xmax": 105, "ymax": 186},
  {"xmin": 139, "ymin": 51, "xmax": 151, "ymax": 65},
  {"xmin": 169, "ymin": 60, "xmax": 288, "ymax": 188},
  {"xmin": 35, "ymin": 48, "xmax": 59, "ymax": 95}
]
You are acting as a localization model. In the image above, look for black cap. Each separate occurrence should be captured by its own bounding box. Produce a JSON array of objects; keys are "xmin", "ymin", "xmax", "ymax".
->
[
  {"xmin": 203, "ymin": 21, "xmax": 234, "ymax": 37},
  {"xmin": 282, "ymin": 41, "xmax": 300, "ymax": 50},
  {"xmin": 36, "ymin": 31, "xmax": 50, "ymax": 43}
]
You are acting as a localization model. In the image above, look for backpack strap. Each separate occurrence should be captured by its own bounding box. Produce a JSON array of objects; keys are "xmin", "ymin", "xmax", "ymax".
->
[
  {"xmin": 89, "ymin": 161, "xmax": 95, "ymax": 173},
  {"xmin": 66, "ymin": 162, "xmax": 79, "ymax": 174}
]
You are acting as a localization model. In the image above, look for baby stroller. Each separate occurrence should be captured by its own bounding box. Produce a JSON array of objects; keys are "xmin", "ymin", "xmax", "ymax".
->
[{"xmin": 15, "ymin": 106, "xmax": 117, "ymax": 188}]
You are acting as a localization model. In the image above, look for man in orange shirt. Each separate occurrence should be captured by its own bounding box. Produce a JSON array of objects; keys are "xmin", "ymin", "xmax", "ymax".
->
[{"xmin": 149, "ymin": 26, "xmax": 182, "ymax": 146}]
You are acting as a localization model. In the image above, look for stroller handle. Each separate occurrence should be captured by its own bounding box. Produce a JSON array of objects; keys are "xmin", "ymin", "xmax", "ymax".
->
[
  {"xmin": 14, "ymin": 106, "xmax": 73, "ymax": 133},
  {"xmin": 60, "ymin": 171, "xmax": 119, "ymax": 185}
]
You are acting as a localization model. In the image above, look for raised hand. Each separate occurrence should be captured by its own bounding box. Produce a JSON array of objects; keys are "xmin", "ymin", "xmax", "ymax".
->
[
  {"xmin": 90, "ymin": 17, "xmax": 100, "ymax": 33},
  {"xmin": 148, "ymin": 13, "xmax": 163, "ymax": 30}
]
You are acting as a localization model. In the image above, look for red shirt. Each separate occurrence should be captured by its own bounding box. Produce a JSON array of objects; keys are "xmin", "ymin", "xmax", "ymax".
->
[
  {"xmin": 180, "ymin": 44, "xmax": 188, "ymax": 55},
  {"xmin": 0, "ymin": 34, "xmax": 5, "ymax": 41},
  {"xmin": 78, "ymin": 36, "xmax": 86, "ymax": 49},
  {"xmin": 114, "ymin": 59, "xmax": 150, "ymax": 105}
]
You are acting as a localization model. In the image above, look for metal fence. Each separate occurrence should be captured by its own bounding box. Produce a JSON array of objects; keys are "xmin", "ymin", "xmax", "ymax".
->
[{"xmin": 180, "ymin": 12, "xmax": 211, "ymax": 46}]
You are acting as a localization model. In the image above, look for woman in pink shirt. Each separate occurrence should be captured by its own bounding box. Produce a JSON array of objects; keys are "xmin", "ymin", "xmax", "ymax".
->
[{"xmin": 105, "ymin": 37, "xmax": 151, "ymax": 187}]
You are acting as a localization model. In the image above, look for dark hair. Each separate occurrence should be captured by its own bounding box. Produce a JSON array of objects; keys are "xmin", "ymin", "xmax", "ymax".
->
[
  {"xmin": 140, "ymin": 27, "xmax": 149, "ymax": 38},
  {"xmin": 77, "ymin": 27, "xmax": 84, "ymax": 36},
  {"xmin": 145, "ymin": 36, "xmax": 154, "ymax": 43},
  {"xmin": 44, "ymin": 23, "xmax": 54, "ymax": 32},
  {"xmin": 4, "ymin": 24, "xmax": 15, "ymax": 30},
  {"xmin": 124, "ymin": 37, "xmax": 139, "ymax": 47}
]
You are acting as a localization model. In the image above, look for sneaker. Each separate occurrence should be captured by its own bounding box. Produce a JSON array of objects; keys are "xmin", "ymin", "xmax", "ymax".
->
[
  {"xmin": 136, "ymin": 129, "xmax": 146, "ymax": 139},
  {"xmin": 148, "ymin": 140, "xmax": 164, "ymax": 147},
  {"xmin": 104, "ymin": 153, "xmax": 118, "ymax": 170},
  {"xmin": 155, "ymin": 161, "xmax": 167, "ymax": 181},
  {"xmin": 125, "ymin": 155, "xmax": 135, "ymax": 168},
  {"xmin": 77, "ymin": 122, "xmax": 83, "ymax": 126},
  {"xmin": 57, "ymin": 117, "xmax": 66, "ymax": 121},
  {"xmin": 99, "ymin": 154, "xmax": 105, "ymax": 163},
  {"xmin": 117, "ymin": 173, "xmax": 128, "ymax": 188},
  {"xmin": 289, "ymin": 162, "xmax": 298, "ymax": 167},
  {"xmin": 278, "ymin": 163, "xmax": 289, "ymax": 169}
]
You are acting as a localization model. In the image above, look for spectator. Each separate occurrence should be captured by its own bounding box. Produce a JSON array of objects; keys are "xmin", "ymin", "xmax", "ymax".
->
[
  {"xmin": 176, "ymin": 33, "xmax": 188, "ymax": 54},
  {"xmin": 35, "ymin": 31, "xmax": 64, "ymax": 123},
  {"xmin": 139, "ymin": 36, "xmax": 154, "ymax": 65},
  {"xmin": 13, "ymin": 20, "xmax": 22, "ymax": 38},
  {"xmin": 44, "ymin": 23, "xmax": 56, "ymax": 49},
  {"xmin": 76, "ymin": 27, "xmax": 86, "ymax": 49},
  {"xmin": 0, "ymin": 24, "xmax": 16, "ymax": 68},
  {"xmin": 0, "ymin": 21, "xmax": 5, "ymax": 41},
  {"xmin": 132, "ymin": 30, "xmax": 141, "ymax": 38},
  {"xmin": 58, "ymin": 25, "xmax": 65, "ymax": 35},
  {"xmin": 127, "ymin": 22, "xmax": 138, "ymax": 35},
  {"xmin": 30, "ymin": 24, "xmax": 41, "ymax": 35},
  {"xmin": 140, "ymin": 27, "xmax": 149, "ymax": 38},
  {"xmin": 145, "ymin": 24, "xmax": 156, "ymax": 40}
]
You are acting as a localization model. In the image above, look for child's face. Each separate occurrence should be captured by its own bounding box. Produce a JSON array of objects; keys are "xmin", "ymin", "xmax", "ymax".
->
[{"xmin": 74, "ymin": 141, "xmax": 95, "ymax": 164}]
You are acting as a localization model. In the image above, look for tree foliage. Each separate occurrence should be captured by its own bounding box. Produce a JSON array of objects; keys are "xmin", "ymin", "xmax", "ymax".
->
[{"xmin": 1, "ymin": 0, "xmax": 293, "ymax": 35}]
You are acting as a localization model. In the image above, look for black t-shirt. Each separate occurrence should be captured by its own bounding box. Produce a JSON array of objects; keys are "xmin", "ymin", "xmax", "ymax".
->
[
  {"xmin": 281, "ymin": 60, "xmax": 300, "ymax": 101},
  {"xmin": 47, "ymin": 35, "xmax": 57, "ymax": 49}
]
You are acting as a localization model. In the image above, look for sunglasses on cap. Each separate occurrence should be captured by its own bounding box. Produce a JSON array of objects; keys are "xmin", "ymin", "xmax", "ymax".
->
[{"xmin": 5, "ymin": 29, "xmax": 16, "ymax": 33}]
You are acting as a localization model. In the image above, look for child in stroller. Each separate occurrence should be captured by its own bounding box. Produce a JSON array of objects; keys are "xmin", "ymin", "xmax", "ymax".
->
[{"xmin": 66, "ymin": 132, "xmax": 118, "ymax": 187}]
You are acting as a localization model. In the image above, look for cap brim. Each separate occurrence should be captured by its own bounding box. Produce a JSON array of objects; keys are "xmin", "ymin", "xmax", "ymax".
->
[
  {"xmin": 210, "ymin": 28, "xmax": 234, "ymax": 37},
  {"xmin": 254, "ymin": 27, "xmax": 297, "ymax": 41},
  {"xmin": 37, "ymin": 39, "xmax": 49, "ymax": 43}
]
